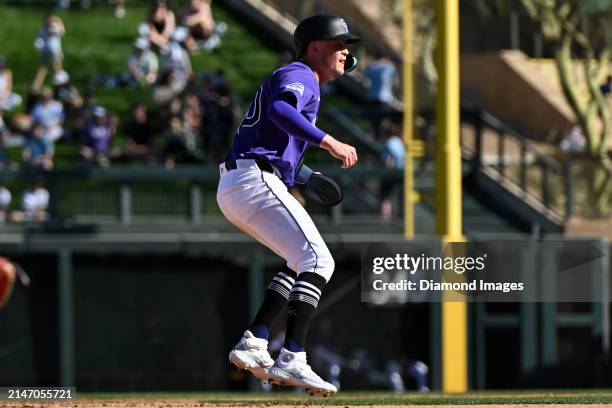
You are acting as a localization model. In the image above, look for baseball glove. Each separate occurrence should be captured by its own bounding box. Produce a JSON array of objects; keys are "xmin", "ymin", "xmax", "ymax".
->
[
  {"xmin": 0, "ymin": 257, "xmax": 17, "ymax": 309},
  {"xmin": 295, "ymin": 164, "xmax": 344, "ymax": 207},
  {"xmin": 0, "ymin": 257, "xmax": 30, "ymax": 309}
]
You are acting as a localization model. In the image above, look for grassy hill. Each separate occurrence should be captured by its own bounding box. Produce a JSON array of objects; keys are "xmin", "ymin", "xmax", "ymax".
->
[
  {"xmin": 0, "ymin": 1, "xmax": 371, "ymax": 216},
  {"xmin": 0, "ymin": 0, "xmax": 284, "ymax": 168},
  {"xmin": 0, "ymin": 0, "xmax": 281, "ymax": 108}
]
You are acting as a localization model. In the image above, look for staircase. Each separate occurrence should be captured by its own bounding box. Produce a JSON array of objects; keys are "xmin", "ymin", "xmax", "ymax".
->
[
  {"xmin": 327, "ymin": 100, "xmax": 572, "ymax": 233},
  {"xmin": 460, "ymin": 103, "xmax": 572, "ymax": 233}
]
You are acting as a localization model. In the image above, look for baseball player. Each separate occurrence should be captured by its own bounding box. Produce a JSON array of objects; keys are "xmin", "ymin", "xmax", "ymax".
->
[{"xmin": 218, "ymin": 15, "xmax": 360, "ymax": 396}]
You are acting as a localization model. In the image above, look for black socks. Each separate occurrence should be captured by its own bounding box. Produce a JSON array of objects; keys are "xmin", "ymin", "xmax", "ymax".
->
[
  {"xmin": 284, "ymin": 272, "xmax": 326, "ymax": 352},
  {"xmin": 249, "ymin": 270, "xmax": 297, "ymax": 339},
  {"xmin": 249, "ymin": 270, "xmax": 327, "ymax": 353}
]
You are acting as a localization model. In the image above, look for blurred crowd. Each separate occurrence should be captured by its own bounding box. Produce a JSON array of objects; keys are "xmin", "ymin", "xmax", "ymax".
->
[
  {"xmin": 0, "ymin": 0, "xmax": 234, "ymax": 178},
  {"xmin": 0, "ymin": 0, "xmax": 237, "ymax": 223},
  {"xmin": 0, "ymin": 0, "xmax": 417, "ymax": 222}
]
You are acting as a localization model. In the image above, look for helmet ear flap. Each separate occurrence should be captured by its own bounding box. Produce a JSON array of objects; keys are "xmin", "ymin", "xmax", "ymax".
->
[
  {"xmin": 296, "ymin": 40, "xmax": 312, "ymax": 59},
  {"xmin": 344, "ymin": 53, "xmax": 358, "ymax": 73}
]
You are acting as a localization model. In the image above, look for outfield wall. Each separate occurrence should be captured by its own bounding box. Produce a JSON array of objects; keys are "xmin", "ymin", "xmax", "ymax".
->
[
  {"xmin": 0, "ymin": 240, "xmax": 610, "ymax": 391},
  {"xmin": 0, "ymin": 254, "xmax": 429, "ymax": 391}
]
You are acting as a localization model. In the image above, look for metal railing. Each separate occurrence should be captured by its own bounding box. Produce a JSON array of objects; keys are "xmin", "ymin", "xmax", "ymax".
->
[
  {"xmin": 460, "ymin": 105, "xmax": 573, "ymax": 221},
  {"xmin": 0, "ymin": 165, "xmax": 405, "ymax": 226}
]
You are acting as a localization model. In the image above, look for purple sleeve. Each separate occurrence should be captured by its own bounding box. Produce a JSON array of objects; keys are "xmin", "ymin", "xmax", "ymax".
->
[{"xmin": 268, "ymin": 99, "xmax": 326, "ymax": 145}]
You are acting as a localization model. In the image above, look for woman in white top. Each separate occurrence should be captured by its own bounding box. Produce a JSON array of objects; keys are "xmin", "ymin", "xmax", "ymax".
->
[
  {"xmin": 21, "ymin": 178, "xmax": 49, "ymax": 223},
  {"xmin": 0, "ymin": 56, "xmax": 22, "ymax": 111}
]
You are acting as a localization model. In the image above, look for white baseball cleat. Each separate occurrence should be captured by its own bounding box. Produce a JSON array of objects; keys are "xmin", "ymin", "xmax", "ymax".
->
[
  {"xmin": 268, "ymin": 347, "xmax": 338, "ymax": 397},
  {"xmin": 228, "ymin": 330, "xmax": 274, "ymax": 381}
]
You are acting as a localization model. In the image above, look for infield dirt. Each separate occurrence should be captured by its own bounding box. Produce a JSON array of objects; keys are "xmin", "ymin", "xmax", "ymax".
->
[{"xmin": 2, "ymin": 402, "xmax": 611, "ymax": 408}]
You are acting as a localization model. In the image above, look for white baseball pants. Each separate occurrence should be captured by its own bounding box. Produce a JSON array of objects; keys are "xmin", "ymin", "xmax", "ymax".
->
[{"xmin": 217, "ymin": 159, "xmax": 335, "ymax": 282}]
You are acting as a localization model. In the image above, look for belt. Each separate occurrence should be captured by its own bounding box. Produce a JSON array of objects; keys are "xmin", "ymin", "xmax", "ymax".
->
[{"xmin": 225, "ymin": 159, "xmax": 276, "ymax": 174}]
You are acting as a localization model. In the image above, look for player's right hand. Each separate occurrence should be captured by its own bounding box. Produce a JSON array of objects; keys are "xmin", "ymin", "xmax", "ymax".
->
[{"xmin": 320, "ymin": 135, "xmax": 358, "ymax": 169}]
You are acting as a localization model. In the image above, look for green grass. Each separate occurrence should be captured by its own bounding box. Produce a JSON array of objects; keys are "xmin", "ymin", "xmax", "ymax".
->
[
  {"xmin": 77, "ymin": 390, "xmax": 612, "ymax": 405},
  {"xmin": 0, "ymin": 1, "xmax": 375, "ymax": 218},
  {"xmin": 0, "ymin": 1, "xmax": 280, "ymax": 103},
  {"xmin": 0, "ymin": 1, "xmax": 281, "ymax": 165},
  {"xmin": 0, "ymin": 2, "xmax": 366, "ymax": 163},
  {"xmin": 0, "ymin": 0, "xmax": 282, "ymax": 210}
]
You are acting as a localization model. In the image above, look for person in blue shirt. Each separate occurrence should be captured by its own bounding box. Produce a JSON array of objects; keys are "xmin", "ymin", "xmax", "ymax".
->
[
  {"xmin": 379, "ymin": 120, "xmax": 404, "ymax": 220},
  {"xmin": 364, "ymin": 52, "xmax": 397, "ymax": 105},
  {"xmin": 23, "ymin": 124, "xmax": 54, "ymax": 171},
  {"xmin": 364, "ymin": 52, "xmax": 398, "ymax": 139}
]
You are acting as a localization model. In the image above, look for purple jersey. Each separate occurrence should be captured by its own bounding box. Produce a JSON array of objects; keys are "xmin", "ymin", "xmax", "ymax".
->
[
  {"xmin": 85, "ymin": 122, "xmax": 111, "ymax": 153},
  {"xmin": 227, "ymin": 61, "xmax": 322, "ymax": 186}
]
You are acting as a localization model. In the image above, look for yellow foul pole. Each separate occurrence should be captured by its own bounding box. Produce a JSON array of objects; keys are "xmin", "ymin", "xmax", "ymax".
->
[
  {"xmin": 435, "ymin": 0, "xmax": 467, "ymax": 392},
  {"xmin": 403, "ymin": 0, "xmax": 414, "ymax": 239}
]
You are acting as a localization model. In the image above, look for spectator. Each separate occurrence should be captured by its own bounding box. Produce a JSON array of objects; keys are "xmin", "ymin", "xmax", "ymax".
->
[
  {"xmin": 21, "ymin": 177, "xmax": 49, "ymax": 223},
  {"xmin": 127, "ymin": 38, "xmax": 159, "ymax": 87},
  {"xmin": 115, "ymin": 0, "xmax": 126, "ymax": 18},
  {"xmin": 79, "ymin": 88, "xmax": 98, "ymax": 123},
  {"xmin": 559, "ymin": 123, "xmax": 586, "ymax": 153},
  {"xmin": 379, "ymin": 121, "xmax": 404, "ymax": 221},
  {"xmin": 0, "ymin": 120, "xmax": 16, "ymax": 171},
  {"xmin": 121, "ymin": 102, "xmax": 156, "ymax": 161},
  {"xmin": 382, "ymin": 122, "xmax": 405, "ymax": 169},
  {"xmin": 211, "ymin": 68, "xmax": 228, "ymax": 91},
  {"xmin": 180, "ymin": 0, "xmax": 226, "ymax": 52},
  {"xmin": 0, "ymin": 181, "xmax": 11, "ymax": 224},
  {"xmin": 600, "ymin": 75, "xmax": 612, "ymax": 96},
  {"xmin": 33, "ymin": 13, "xmax": 65, "ymax": 90},
  {"xmin": 180, "ymin": 0, "xmax": 214, "ymax": 42},
  {"xmin": 154, "ymin": 28, "xmax": 192, "ymax": 104},
  {"xmin": 161, "ymin": 115, "xmax": 200, "ymax": 168},
  {"xmin": 67, "ymin": 87, "xmax": 98, "ymax": 146},
  {"xmin": 364, "ymin": 53, "xmax": 398, "ymax": 105},
  {"xmin": 146, "ymin": 0, "xmax": 176, "ymax": 50},
  {"xmin": 25, "ymin": 84, "xmax": 42, "ymax": 114},
  {"xmin": 53, "ymin": 70, "xmax": 82, "ymax": 119},
  {"xmin": 31, "ymin": 87, "xmax": 64, "ymax": 144},
  {"xmin": 8, "ymin": 112, "xmax": 32, "ymax": 140},
  {"xmin": 161, "ymin": 27, "xmax": 192, "ymax": 77},
  {"xmin": 22, "ymin": 124, "xmax": 54, "ymax": 171},
  {"xmin": 0, "ymin": 56, "xmax": 23, "ymax": 112},
  {"xmin": 201, "ymin": 79, "xmax": 238, "ymax": 163},
  {"xmin": 364, "ymin": 53, "xmax": 399, "ymax": 139},
  {"xmin": 53, "ymin": 70, "xmax": 83, "ymax": 143},
  {"xmin": 79, "ymin": 106, "xmax": 114, "ymax": 167}
]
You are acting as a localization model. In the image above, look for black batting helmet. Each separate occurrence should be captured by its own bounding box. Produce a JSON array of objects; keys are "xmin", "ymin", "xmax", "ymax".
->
[{"xmin": 294, "ymin": 15, "xmax": 361, "ymax": 61}]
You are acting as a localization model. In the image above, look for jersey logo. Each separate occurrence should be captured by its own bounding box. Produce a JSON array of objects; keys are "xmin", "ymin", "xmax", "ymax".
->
[
  {"xmin": 238, "ymin": 86, "xmax": 263, "ymax": 131},
  {"xmin": 285, "ymin": 82, "xmax": 305, "ymax": 96},
  {"xmin": 340, "ymin": 18, "xmax": 348, "ymax": 32}
]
